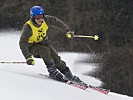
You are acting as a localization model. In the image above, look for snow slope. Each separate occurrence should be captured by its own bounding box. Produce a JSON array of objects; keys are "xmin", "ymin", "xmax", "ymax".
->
[{"xmin": 0, "ymin": 31, "xmax": 132, "ymax": 100}]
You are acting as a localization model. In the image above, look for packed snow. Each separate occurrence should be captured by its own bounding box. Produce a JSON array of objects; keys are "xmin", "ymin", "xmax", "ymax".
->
[{"xmin": 0, "ymin": 31, "xmax": 132, "ymax": 100}]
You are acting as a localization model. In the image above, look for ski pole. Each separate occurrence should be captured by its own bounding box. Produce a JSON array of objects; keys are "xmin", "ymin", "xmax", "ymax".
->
[
  {"xmin": 0, "ymin": 61, "xmax": 26, "ymax": 64},
  {"xmin": 73, "ymin": 35, "xmax": 99, "ymax": 40}
]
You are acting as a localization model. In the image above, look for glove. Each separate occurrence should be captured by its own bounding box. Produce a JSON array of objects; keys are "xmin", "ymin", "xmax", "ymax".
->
[
  {"xmin": 26, "ymin": 57, "xmax": 35, "ymax": 65},
  {"xmin": 66, "ymin": 31, "xmax": 74, "ymax": 39}
]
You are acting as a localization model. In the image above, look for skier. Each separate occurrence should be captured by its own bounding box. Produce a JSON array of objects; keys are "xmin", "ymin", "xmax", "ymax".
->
[{"xmin": 19, "ymin": 6, "xmax": 87, "ymax": 87}]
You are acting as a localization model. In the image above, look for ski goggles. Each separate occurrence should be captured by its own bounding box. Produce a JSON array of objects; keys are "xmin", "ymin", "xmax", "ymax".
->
[{"xmin": 34, "ymin": 15, "xmax": 44, "ymax": 20}]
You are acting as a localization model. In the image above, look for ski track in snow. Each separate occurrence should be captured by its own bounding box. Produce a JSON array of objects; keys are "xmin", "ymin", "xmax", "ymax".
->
[{"xmin": 0, "ymin": 31, "xmax": 133, "ymax": 100}]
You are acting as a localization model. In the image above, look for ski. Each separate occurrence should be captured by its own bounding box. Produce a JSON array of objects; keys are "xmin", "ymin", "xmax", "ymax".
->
[
  {"xmin": 66, "ymin": 81, "xmax": 88, "ymax": 90},
  {"xmin": 39, "ymin": 74, "xmax": 88, "ymax": 90},
  {"xmin": 39, "ymin": 74, "xmax": 110, "ymax": 95},
  {"xmin": 88, "ymin": 85, "xmax": 110, "ymax": 95},
  {"xmin": 66, "ymin": 80, "xmax": 110, "ymax": 94}
]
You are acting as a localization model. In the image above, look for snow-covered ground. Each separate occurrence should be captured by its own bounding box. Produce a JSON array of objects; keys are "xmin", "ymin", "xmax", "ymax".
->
[{"xmin": 0, "ymin": 31, "xmax": 132, "ymax": 100}]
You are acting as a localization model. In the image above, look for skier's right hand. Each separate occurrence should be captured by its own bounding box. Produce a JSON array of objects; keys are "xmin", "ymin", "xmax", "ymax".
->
[{"xmin": 26, "ymin": 57, "xmax": 35, "ymax": 65}]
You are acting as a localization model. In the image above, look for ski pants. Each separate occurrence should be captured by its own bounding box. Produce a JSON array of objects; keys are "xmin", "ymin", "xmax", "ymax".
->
[{"xmin": 29, "ymin": 41, "xmax": 67, "ymax": 71}]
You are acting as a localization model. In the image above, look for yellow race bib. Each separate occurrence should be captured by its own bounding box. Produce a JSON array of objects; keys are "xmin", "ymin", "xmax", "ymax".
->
[{"xmin": 26, "ymin": 20, "xmax": 48, "ymax": 43}]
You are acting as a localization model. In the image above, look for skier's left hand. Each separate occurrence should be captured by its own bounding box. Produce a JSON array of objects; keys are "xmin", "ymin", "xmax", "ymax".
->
[{"xmin": 66, "ymin": 31, "xmax": 74, "ymax": 39}]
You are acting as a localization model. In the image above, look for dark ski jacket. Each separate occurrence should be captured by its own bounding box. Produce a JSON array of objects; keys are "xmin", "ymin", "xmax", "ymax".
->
[{"xmin": 19, "ymin": 15, "xmax": 70, "ymax": 59}]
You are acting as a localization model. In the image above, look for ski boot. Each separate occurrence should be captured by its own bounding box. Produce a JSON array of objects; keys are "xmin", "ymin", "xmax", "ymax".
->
[
  {"xmin": 46, "ymin": 62, "xmax": 68, "ymax": 82},
  {"xmin": 61, "ymin": 67, "xmax": 88, "ymax": 88}
]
